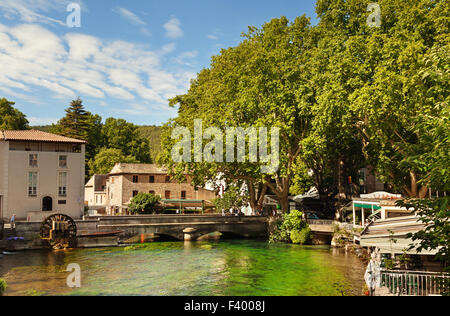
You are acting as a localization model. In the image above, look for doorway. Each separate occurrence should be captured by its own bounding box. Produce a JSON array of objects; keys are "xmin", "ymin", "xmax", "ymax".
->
[{"xmin": 42, "ymin": 196, "xmax": 53, "ymax": 211}]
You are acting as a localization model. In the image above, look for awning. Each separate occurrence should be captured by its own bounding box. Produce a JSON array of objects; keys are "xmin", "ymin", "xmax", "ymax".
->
[{"xmin": 354, "ymin": 203, "xmax": 382, "ymax": 210}]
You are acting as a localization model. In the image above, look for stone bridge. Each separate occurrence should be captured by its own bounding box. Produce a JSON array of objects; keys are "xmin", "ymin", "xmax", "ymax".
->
[{"xmin": 86, "ymin": 215, "xmax": 269, "ymax": 242}]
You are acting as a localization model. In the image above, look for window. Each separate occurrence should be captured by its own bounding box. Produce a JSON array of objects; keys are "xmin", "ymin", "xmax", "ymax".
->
[
  {"xmin": 58, "ymin": 172, "xmax": 67, "ymax": 197},
  {"xmin": 59, "ymin": 155, "xmax": 67, "ymax": 168},
  {"xmin": 132, "ymin": 191, "xmax": 139, "ymax": 197},
  {"xmin": 149, "ymin": 190, "xmax": 155, "ymax": 195},
  {"xmin": 133, "ymin": 175, "xmax": 139, "ymax": 183},
  {"xmin": 29, "ymin": 154, "xmax": 38, "ymax": 167},
  {"xmin": 58, "ymin": 200, "xmax": 67, "ymax": 205},
  {"xmin": 165, "ymin": 176, "xmax": 170, "ymax": 183},
  {"xmin": 165, "ymin": 191, "xmax": 171, "ymax": 199},
  {"xmin": 181, "ymin": 191, "xmax": 187, "ymax": 200},
  {"xmin": 28, "ymin": 172, "xmax": 37, "ymax": 196},
  {"xmin": 149, "ymin": 176, "xmax": 155, "ymax": 183}
]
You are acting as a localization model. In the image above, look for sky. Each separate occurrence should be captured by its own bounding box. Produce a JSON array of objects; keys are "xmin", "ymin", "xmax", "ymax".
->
[{"xmin": 0, "ymin": 0, "xmax": 318, "ymax": 126}]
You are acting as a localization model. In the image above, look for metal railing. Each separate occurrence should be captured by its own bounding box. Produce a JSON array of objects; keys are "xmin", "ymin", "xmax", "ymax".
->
[
  {"xmin": 380, "ymin": 270, "xmax": 450, "ymax": 296},
  {"xmin": 368, "ymin": 209, "xmax": 382, "ymax": 222},
  {"xmin": 306, "ymin": 219, "xmax": 335, "ymax": 226}
]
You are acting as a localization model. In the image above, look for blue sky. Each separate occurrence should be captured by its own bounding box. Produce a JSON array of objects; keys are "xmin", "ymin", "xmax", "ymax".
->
[{"xmin": 0, "ymin": 0, "xmax": 317, "ymax": 126}]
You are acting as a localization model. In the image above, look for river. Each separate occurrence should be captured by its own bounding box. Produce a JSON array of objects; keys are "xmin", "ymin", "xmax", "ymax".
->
[{"xmin": 0, "ymin": 240, "xmax": 366, "ymax": 296}]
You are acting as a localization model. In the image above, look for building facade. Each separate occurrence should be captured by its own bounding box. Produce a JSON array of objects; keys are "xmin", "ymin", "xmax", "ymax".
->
[
  {"xmin": 0, "ymin": 130, "xmax": 86, "ymax": 221},
  {"xmin": 85, "ymin": 163, "xmax": 217, "ymax": 215},
  {"xmin": 84, "ymin": 174, "xmax": 108, "ymax": 214}
]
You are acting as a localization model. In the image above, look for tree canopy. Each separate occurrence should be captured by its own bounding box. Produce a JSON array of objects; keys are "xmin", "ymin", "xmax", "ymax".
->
[
  {"xmin": 50, "ymin": 98, "xmax": 154, "ymax": 178},
  {"xmin": 159, "ymin": 0, "xmax": 449, "ymax": 212},
  {"xmin": 0, "ymin": 98, "xmax": 29, "ymax": 130},
  {"xmin": 88, "ymin": 148, "xmax": 138, "ymax": 176},
  {"xmin": 102, "ymin": 118, "xmax": 151, "ymax": 164}
]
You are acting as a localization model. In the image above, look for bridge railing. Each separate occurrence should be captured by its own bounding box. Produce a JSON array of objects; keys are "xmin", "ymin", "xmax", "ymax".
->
[
  {"xmin": 306, "ymin": 219, "xmax": 335, "ymax": 226},
  {"xmin": 380, "ymin": 270, "xmax": 450, "ymax": 296}
]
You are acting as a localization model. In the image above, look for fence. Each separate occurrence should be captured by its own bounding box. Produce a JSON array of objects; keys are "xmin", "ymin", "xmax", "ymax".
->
[{"xmin": 380, "ymin": 270, "xmax": 450, "ymax": 296}]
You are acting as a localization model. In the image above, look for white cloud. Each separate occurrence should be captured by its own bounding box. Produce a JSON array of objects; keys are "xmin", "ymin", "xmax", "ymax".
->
[
  {"xmin": 207, "ymin": 34, "xmax": 218, "ymax": 40},
  {"xmin": 0, "ymin": 0, "xmax": 84, "ymax": 27},
  {"xmin": 163, "ymin": 17, "xmax": 183, "ymax": 39},
  {"xmin": 114, "ymin": 7, "xmax": 146, "ymax": 26},
  {"xmin": 0, "ymin": 23, "xmax": 195, "ymax": 109},
  {"xmin": 174, "ymin": 51, "xmax": 198, "ymax": 66},
  {"xmin": 160, "ymin": 42, "xmax": 176, "ymax": 55},
  {"xmin": 113, "ymin": 6, "xmax": 151, "ymax": 37}
]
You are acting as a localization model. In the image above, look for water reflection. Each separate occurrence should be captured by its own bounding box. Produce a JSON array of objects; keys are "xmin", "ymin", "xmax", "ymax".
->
[{"xmin": 0, "ymin": 240, "xmax": 365, "ymax": 296}]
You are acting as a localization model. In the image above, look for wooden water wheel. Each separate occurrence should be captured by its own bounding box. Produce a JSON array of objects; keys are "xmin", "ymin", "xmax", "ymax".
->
[{"xmin": 40, "ymin": 214, "xmax": 77, "ymax": 250}]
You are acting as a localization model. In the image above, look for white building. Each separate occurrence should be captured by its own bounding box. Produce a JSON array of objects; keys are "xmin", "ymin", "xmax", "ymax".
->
[{"xmin": 0, "ymin": 130, "xmax": 86, "ymax": 221}]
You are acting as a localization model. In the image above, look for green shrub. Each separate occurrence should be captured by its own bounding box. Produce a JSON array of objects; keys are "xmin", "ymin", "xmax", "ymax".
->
[
  {"xmin": 0, "ymin": 278, "xmax": 7, "ymax": 296},
  {"xmin": 291, "ymin": 227, "xmax": 312, "ymax": 245},
  {"xmin": 270, "ymin": 210, "xmax": 311, "ymax": 244},
  {"xmin": 128, "ymin": 193, "xmax": 161, "ymax": 214}
]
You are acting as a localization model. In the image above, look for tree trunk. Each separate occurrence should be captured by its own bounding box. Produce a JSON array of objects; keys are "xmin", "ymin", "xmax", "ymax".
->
[{"xmin": 279, "ymin": 191, "xmax": 290, "ymax": 213}]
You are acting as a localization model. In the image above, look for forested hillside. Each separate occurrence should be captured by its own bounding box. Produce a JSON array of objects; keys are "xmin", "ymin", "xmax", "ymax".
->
[{"xmin": 30, "ymin": 124, "xmax": 163, "ymax": 163}]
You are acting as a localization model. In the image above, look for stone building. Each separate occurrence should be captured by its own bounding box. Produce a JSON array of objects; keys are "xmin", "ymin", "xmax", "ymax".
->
[
  {"xmin": 84, "ymin": 174, "xmax": 108, "ymax": 214},
  {"xmin": 0, "ymin": 130, "xmax": 86, "ymax": 221},
  {"xmin": 85, "ymin": 163, "xmax": 217, "ymax": 215}
]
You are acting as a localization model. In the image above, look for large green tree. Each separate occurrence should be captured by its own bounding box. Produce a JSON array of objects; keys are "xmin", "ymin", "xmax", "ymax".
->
[
  {"xmin": 0, "ymin": 98, "xmax": 29, "ymax": 130},
  {"xmin": 102, "ymin": 118, "xmax": 152, "ymax": 164},
  {"xmin": 160, "ymin": 0, "xmax": 448, "ymax": 211},
  {"xmin": 88, "ymin": 148, "xmax": 138, "ymax": 176},
  {"xmin": 50, "ymin": 98, "xmax": 103, "ymax": 164},
  {"xmin": 160, "ymin": 16, "xmax": 317, "ymax": 211},
  {"xmin": 314, "ymin": 0, "xmax": 449, "ymax": 197}
]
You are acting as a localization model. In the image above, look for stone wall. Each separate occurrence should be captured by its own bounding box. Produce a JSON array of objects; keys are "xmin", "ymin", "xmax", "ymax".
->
[{"xmin": 1, "ymin": 216, "xmax": 269, "ymax": 250}]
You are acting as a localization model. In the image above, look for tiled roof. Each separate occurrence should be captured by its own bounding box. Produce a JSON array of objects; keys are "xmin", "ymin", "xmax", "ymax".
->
[
  {"xmin": 0, "ymin": 130, "xmax": 86, "ymax": 144},
  {"xmin": 109, "ymin": 163, "xmax": 168, "ymax": 175}
]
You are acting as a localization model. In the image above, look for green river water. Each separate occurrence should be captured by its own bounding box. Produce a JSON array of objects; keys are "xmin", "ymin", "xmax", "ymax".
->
[{"xmin": 0, "ymin": 240, "xmax": 366, "ymax": 296}]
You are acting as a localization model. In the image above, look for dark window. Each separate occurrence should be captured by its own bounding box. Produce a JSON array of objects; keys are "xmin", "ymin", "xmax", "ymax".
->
[
  {"xmin": 149, "ymin": 190, "xmax": 155, "ymax": 195},
  {"xmin": 42, "ymin": 196, "xmax": 53, "ymax": 211},
  {"xmin": 181, "ymin": 191, "xmax": 186, "ymax": 200},
  {"xmin": 165, "ymin": 191, "xmax": 171, "ymax": 199},
  {"xmin": 165, "ymin": 176, "xmax": 170, "ymax": 183},
  {"xmin": 58, "ymin": 200, "xmax": 67, "ymax": 205},
  {"xmin": 132, "ymin": 191, "xmax": 139, "ymax": 197},
  {"xmin": 132, "ymin": 175, "xmax": 139, "ymax": 183},
  {"xmin": 149, "ymin": 176, "xmax": 155, "ymax": 183}
]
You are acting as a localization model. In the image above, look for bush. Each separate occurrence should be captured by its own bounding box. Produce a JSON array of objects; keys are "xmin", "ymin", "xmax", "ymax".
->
[
  {"xmin": 0, "ymin": 278, "xmax": 7, "ymax": 296},
  {"xmin": 128, "ymin": 193, "xmax": 161, "ymax": 214},
  {"xmin": 269, "ymin": 210, "xmax": 311, "ymax": 244},
  {"xmin": 291, "ymin": 227, "xmax": 312, "ymax": 245}
]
